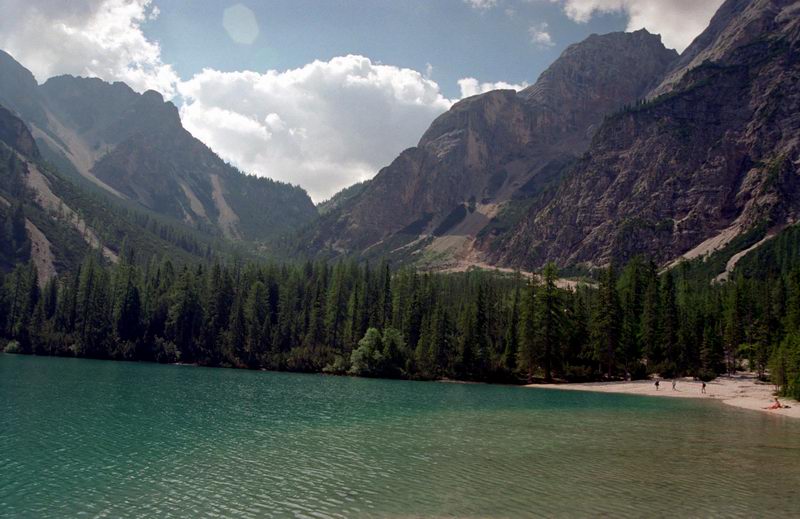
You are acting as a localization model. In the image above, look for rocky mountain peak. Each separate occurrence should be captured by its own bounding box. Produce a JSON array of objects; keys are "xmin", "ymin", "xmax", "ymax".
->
[
  {"xmin": 303, "ymin": 28, "xmax": 680, "ymax": 264},
  {"xmin": 652, "ymin": 0, "xmax": 798, "ymax": 96},
  {"xmin": 0, "ymin": 50, "xmax": 48, "ymax": 127},
  {"xmin": 522, "ymin": 29, "xmax": 676, "ymax": 104},
  {"xmin": 482, "ymin": 0, "xmax": 800, "ymax": 271},
  {"xmin": 40, "ymin": 75, "xmax": 182, "ymax": 145},
  {"xmin": 519, "ymin": 29, "xmax": 678, "ymax": 147}
]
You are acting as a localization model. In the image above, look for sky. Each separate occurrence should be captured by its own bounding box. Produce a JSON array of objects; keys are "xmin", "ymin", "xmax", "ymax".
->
[{"xmin": 0, "ymin": 0, "xmax": 724, "ymax": 201}]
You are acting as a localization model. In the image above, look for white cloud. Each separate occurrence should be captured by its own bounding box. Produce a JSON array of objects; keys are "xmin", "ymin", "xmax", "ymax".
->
[
  {"xmin": 553, "ymin": 0, "xmax": 724, "ymax": 51},
  {"xmin": 464, "ymin": 0, "xmax": 500, "ymax": 10},
  {"xmin": 457, "ymin": 77, "xmax": 529, "ymax": 98},
  {"xmin": 0, "ymin": 0, "xmax": 534, "ymax": 201},
  {"xmin": 529, "ymin": 22, "xmax": 555, "ymax": 47},
  {"xmin": 179, "ymin": 56, "xmax": 455, "ymax": 201},
  {"xmin": 0, "ymin": 0, "xmax": 178, "ymax": 97}
]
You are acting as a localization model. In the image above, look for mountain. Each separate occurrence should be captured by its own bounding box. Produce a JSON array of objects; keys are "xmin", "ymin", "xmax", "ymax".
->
[
  {"xmin": 0, "ymin": 52, "xmax": 317, "ymax": 242},
  {"xmin": 0, "ymin": 104, "xmax": 240, "ymax": 282},
  {"xmin": 317, "ymin": 181, "xmax": 369, "ymax": 216},
  {"xmin": 302, "ymin": 30, "xmax": 678, "ymax": 267},
  {"xmin": 480, "ymin": 0, "xmax": 800, "ymax": 271},
  {"xmin": 0, "ymin": 105, "xmax": 38, "ymax": 159},
  {"xmin": 3, "ymin": 0, "xmax": 796, "ymax": 281}
]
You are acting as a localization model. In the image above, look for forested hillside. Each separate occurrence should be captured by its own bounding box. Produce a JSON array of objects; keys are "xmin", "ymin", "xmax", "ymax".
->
[
  {"xmin": 0, "ymin": 103, "xmax": 244, "ymax": 280},
  {"xmin": 3, "ymin": 239, "xmax": 799, "ymax": 399}
]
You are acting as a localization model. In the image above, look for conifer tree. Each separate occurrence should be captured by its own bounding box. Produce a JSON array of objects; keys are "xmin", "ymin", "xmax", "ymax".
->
[
  {"xmin": 593, "ymin": 265, "xmax": 620, "ymax": 378},
  {"xmin": 518, "ymin": 277, "xmax": 538, "ymax": 382},
  {"xmin": 502, "ymin": 278, "xmax": 521, "ymax": 374},
  {"xmin": 537, "ymin": 263, "xmax": 562, "ymax": 382}
]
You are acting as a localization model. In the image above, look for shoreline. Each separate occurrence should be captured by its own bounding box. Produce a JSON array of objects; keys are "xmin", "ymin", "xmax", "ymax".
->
[
  {"xmin": 526, "ymin": 373, "xmax": 800, "ymax": 419},
  {"xmin": 4, "ymin": 354, "xmax": 798, "ymax": 419}
]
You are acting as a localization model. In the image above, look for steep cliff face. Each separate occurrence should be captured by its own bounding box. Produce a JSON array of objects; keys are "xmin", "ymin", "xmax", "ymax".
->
[
  {"xmin": 0, "ymin": 51, "xmax": 48, "ymax": 128},
  {"xmin": 484, "ymin": 0, "xmax": 800, "ymax": 270},
  {"xmin": 519, "ymin": 30, "xmax": 679, "ymax": 147},
  {"xmin": 651, "ymin": 0, "xmax": 791, "ymax": 96},
  {"xmin": 0, "ymin": 52, "xmax": 317, "ymax": 242},
  {"xmin": 0, "ymin": 105, "xmax": 39, "ymax": 159},
  {"xmin": 306, "ymin": 30, "xmax": 677, "ymax": 260}
]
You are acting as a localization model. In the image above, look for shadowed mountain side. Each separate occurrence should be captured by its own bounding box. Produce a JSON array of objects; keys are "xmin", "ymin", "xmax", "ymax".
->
[{"xmin": 481, "ymin": 0, "xmax": 800, "ymax": 270}]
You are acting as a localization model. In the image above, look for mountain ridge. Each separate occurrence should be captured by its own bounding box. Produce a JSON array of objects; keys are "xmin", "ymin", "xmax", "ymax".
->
[
  {"xmin": 0, "ymin": 51, "xmax": 317, "ymax": 243},
  {"xmin": 301, "ymin": 29, "xmax": 678, "ymax": 266},
  {"xmin": 480, "ymin": 0, "xmax": 800, "ymax": 270}
]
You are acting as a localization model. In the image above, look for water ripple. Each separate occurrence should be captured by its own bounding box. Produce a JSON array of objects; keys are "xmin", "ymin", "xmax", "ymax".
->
[{"xmin": 1, "ymin": 355, "xmax": 800, "ymax": 518}]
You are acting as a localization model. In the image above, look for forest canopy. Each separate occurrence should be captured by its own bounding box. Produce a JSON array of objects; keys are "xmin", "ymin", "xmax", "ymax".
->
[{"xmin": 2, "ymin": 248, "xmax": 800, "ymax": 400}]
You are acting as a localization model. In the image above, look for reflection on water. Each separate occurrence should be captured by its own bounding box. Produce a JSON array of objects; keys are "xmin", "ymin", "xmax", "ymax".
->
[{"xmin": 1, "ymin": 354, "xmax": 799, "ymax": 518}]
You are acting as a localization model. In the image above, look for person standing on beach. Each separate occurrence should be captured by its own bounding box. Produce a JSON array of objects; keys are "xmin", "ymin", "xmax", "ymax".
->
[
  {"xmin": 655, "ymin": 380, "xmax": 660, "ymax": 391},
  {"xmin": 702, "ymin": 382, "xmax": 706, "ymax": 394},
  {"xmin": 672, "ymin": 379, "xmax": 677, "ymax": 391}
]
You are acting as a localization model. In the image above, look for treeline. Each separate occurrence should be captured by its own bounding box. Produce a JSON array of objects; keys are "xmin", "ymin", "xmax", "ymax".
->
[{"xmin": 1, "ymin": 252, "xmax": 799, "ymax": 399}]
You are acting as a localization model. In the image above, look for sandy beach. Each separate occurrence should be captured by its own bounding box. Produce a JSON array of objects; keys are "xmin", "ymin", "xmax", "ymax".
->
[{"xmin": 526, "ymin": 373, "xmax": 800, "ymax": 419}]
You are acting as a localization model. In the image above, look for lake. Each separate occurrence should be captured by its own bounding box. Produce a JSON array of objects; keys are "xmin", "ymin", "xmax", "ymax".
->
[{"xmin": 1, "ymin": 354, "xmax": 799, "ymax": 518}]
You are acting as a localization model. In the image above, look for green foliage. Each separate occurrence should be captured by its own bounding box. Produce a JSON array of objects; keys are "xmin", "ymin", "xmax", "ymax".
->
[
  {"xmin": 769, "ymin": 333, "xmax": 800, "ymax": 401},
  {"xmin": 3, "ymin": 339, "xmax": 21, "ymax": 353},
  {"xmin": 349, "ymin": 328, "xmax": 385, "ymax": 376},
  {"xmin": 592, "ymin": 265, "xmax": 621, "ymax": 379},
  {"xmin": 2, "ymin": 242, "xmax": 800, "ymax": 398},
  {"xmin": 0, "ymin": 137, "xmax": 242, "ymax": 275}
]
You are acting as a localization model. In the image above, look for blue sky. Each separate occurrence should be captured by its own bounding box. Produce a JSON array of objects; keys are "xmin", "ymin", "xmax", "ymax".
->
[{"xmin": 144, "ymin": 0, "xmax": 627, "ymax": 98}]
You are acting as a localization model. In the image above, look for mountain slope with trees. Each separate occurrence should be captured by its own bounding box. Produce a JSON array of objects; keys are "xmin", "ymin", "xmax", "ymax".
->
[
  {"xmin": 0, "ymin": 52, "xmax": 317, "ymax": 243},
  {"xmin": 0, "ymin": 103, "xmax": 243, "ymax": 281}
]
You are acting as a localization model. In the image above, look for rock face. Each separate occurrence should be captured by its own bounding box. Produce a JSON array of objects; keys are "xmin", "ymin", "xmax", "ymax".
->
[
  {"xmin": 483, "ymin": 0, "xmax": 800, "ymax": 269},
  {"xmin": 0, "ymin": 105, "xmax": 39, "ymax": 159},
  {"xmin": 651, "ymin": 0, "xmax": 784, "ymax": 97},
  {"xmin": 305, "ymin": 30, "xmax": 677, "ymax": 260},
  {"xmin": 0, "ymin": 52, "xmax": 317, "ymax": 241}
]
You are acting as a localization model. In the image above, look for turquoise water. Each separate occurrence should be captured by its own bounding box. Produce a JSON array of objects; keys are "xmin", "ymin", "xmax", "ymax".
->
[{"xmin": 1, "ymin": 355, "xmax": 799, "ymax": 518}]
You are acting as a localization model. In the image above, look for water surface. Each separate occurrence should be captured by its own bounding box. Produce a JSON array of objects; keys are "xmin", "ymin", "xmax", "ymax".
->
[{"xmin": 1, "ymin": 354, "xmax": 799, "ymax": 517}]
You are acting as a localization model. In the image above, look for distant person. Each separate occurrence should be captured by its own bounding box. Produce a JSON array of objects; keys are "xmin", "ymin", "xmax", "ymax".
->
[
  {"xmin": 701, "ymin": 382, "xmax": 707, "ymax": 394},
  {"xmin": 672, "ymin": 379, "xmax": 677, "ymax": 391},
  {"xmin": 765, "ymin": 398, "xmax": 783, "ymax": 410},
  {"xmin": 655, "ymin": 380, "xmax": 660, "ymax": 391}
]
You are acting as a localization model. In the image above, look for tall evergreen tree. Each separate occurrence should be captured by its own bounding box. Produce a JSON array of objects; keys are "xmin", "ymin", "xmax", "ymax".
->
[
  {"xmin": 537, "ymin": 263, "xmax": 562, "ymax": 383},
  {"xmin": 593, "ymin": 265, "xmax": 621, "ymax": 378},
  {"xmin": 518, "ymin": 277, "xmax": 538, "ymax": 382}
]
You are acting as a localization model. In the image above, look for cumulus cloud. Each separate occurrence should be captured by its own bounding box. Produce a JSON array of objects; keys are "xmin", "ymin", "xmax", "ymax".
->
[
  {"xmin": 0, "ymin": 0, "xmax": 178, "ymax": 97},
  {"xmin": 457, "ymin": 77, "xmax": 529, "ymax": 98},
  {"xmin": 553, "ymin": 0, "xmax": 724, "ymax": 51},
  {"xmin": 529, "ymin": 22, "xmax": 555, "ymax": 48},
  {"xmin": 179, "ymin": 56, "xmax": 455, "ymax": 201}
]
